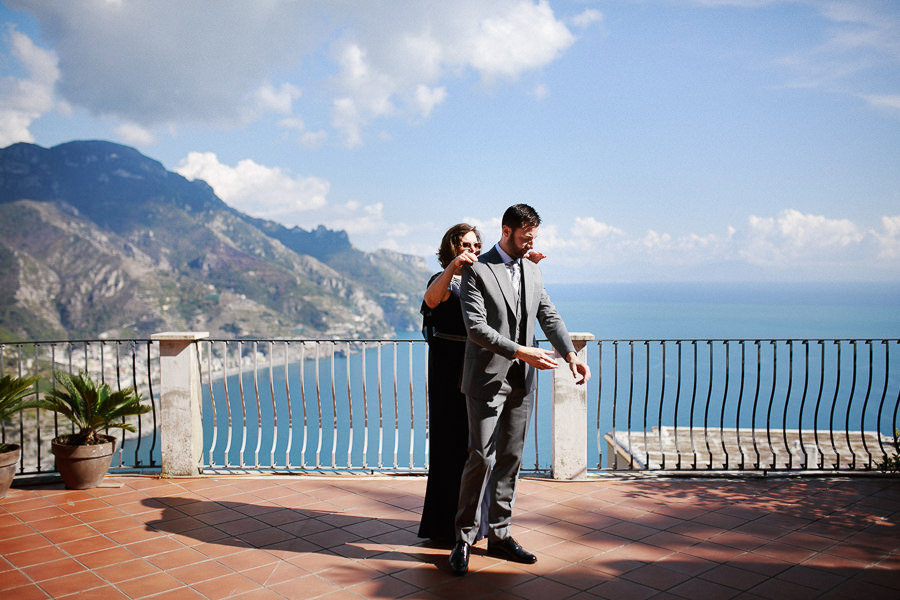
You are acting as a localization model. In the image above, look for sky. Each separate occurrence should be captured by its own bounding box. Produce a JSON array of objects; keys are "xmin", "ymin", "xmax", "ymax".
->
[{"xmin": 1, "ymin": 0, "xmax": 899, "ymax": 284}]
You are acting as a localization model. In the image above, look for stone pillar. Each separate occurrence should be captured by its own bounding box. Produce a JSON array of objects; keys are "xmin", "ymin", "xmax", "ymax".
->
[
  {"xmin": 152, "ymin": 332, "xmax": 208, "ymax": 476},
  {"xmin": 551, "ymin": 333, "xmax": 595, "ymax": 480}
]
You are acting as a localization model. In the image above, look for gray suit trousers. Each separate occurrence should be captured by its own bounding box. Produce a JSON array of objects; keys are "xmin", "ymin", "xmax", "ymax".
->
[{"xmin": 455, "ymin": 365, "xmax": 533, "ymax": 544}]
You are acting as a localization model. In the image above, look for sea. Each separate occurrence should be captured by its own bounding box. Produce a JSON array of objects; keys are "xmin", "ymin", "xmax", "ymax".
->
[
  {"xmin": 544, "ymin": 281, "xmax": 900, "ymax": 340},
  {"xmin": 198, "ymin": 281, "xmax": 900, "ymax": 471}
]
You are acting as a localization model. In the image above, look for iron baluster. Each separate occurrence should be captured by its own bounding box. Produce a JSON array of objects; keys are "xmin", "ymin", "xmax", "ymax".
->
[
  {"xmin": 736, "ymin": 341, "xmax": 747, "ymax": 470},
  {"xmin": 859, "ymin": 341, "xmax": 874, "ymax": 469},
  {"xmin": 874, "ymin": 341, "xmax": 890, "ymax": 460},
  {"xmin": 673, "ymin": 341, "xmax": 683, "ymax": 469},
  {"xmin": 392, "ymin": 342, "xmax": 399, "ymax": 470},
  {"xmin": 283, "ymin": 342, "xmax": 292, "ymax": 469},
  {"xmin": 764, "ymin": 340, "xmax": 778, "ymax": 470},
  {"xmin": 828, "ymin": 341, "xmax": 842, "ymax": 469},
  {"xmin": 222, "ymin": 342, "xmax": 234, "ymax": 468},
  {"xmin": 719, "ymin": 341, "xmax": 731, "ymax": 469},
  {"xmin": 299, "ymin": 343, "xmax": 308, "ymax": 469},
  {"xmin": 703, "ymin": 340, "xmax": 714, "ymax": 470},
  {"xmin": 252, "ymin": 342, "xmax": 262, "ymax": 468},
  {"xmin": 330, "ymin": 343, "xmax": 337, "ymax": 469},
  {"xmin": 207, "ymin": 341, "xmax": 218, "ymax": 468},
  {"xmin": 750, "ymin": 341, "xmax": 762, "ymax": 469},
  {"xmin": 611, "ymin": 341, "xmax": 619, "ymax": 469},
  {"xmin": 657, "ymin": 341, "xmax": 667, "ymax": 470},
  {"xmin": 361, "ymin": 342, "xmax": 369, "ymax": 470},
  {"xmin": 347, "ymin": 342, "xmax": 354, "ymax": 470},
  {"xmin": 642, "ymin": 341, "xmax": 650, "ymax": 470},
  {"xmin": 314, "ymin": 342, "xmax": 322, "ymax": 470},
  {"xmin": 627, "ymin": 341, "xmax": 634, "ymax": 469},
  {"xmin": 797, "ymin": 341, "xmax": 811, "ymax": 469},
  {"xmin": 268, "ymin": 341, "xmax": 278, "ymax": 469}
]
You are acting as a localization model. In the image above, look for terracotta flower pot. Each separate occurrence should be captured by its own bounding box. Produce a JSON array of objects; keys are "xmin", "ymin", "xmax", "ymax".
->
[
  {"xmin": 51, "ymin": 435, "xmax": 116, "ymax": 490},
  {"xmin": 0, "ymin": 444, "xmax": 21, "ymax": 499}
]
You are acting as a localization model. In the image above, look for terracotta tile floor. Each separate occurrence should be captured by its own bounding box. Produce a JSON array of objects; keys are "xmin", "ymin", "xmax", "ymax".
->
[{"xmin": 1, "ymin": 475, "xmax": 898, "ymax": 599}]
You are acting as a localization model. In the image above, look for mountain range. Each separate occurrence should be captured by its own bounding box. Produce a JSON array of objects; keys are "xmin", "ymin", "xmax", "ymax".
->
[{"xmin": 0, "ymin": 140, "xmax": 430, "ymax": 341}]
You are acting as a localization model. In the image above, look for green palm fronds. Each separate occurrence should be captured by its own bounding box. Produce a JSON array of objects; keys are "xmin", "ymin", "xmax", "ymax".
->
[
  {"xmin": 0, "ymin": 375, "xmax": 38, "ymax": 424},
  {"xmin": 28, "ymin": 371, "xmax": 152, "ymax": 446},
  {"xmin": 0, "ymin": 374, "xmax": 38, "ymax": 452}
]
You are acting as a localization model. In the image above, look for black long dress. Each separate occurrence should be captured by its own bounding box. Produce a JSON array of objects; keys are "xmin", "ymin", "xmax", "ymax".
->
[{"xmin": 417, "ymin": 273, "xmax": 471, "ymax": 542}]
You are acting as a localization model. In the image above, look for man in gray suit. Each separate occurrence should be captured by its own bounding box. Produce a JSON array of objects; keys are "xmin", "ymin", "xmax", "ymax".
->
[{"xmin": 449, "ymin": 204, "xmax": 590, "ymax": 575}]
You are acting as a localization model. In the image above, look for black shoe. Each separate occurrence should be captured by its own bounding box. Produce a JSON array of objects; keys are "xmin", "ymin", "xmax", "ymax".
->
[
  {"xmin": 487, "ymin": 537, "xmax": 537, "ymax": 564},
  {"xmin": 449, "ymin": 540, "xmax": 470, "ymax": 575}
]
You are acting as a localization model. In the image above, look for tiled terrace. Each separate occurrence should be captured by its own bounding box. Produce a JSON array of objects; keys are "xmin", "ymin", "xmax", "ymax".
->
[{"xmin": 1, "ymin": 475, "xmax": 898, "ymax": 599}]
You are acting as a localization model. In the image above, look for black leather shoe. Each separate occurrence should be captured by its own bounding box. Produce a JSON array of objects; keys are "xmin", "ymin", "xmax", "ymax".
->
[
  {"xmin": 449, "ymin": 540, "xmax": 470, "ymax": 575},
  {"xmin": 487, "ymin": 537, "xmax": 537, "ymax": 564}
]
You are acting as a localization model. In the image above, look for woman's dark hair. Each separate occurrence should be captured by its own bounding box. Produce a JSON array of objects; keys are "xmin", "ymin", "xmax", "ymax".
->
[{"xmin": 437, "ymin": 223, "xmax": 481, "ymax": 268}]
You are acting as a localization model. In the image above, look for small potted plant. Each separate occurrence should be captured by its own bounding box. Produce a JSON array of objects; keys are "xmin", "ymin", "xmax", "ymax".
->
[
  {"xmin": 0, "ymin": 374, "xmax": 38, "ymax": 499},
  {"xmin": 29, "ymin": 371, "xmax": 152, "ymax": 489}
]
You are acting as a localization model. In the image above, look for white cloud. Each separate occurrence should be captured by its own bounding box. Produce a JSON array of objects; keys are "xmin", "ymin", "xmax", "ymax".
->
[
  {"xmin": 520, "ymin": 209, "xmax": 899, "ymax": 281},
  {"xmin": 462, "ymin": 0, "xmax": 575, "ymax": 80},
  {"xmin": 175, "ymin": 151, "xmax": 329, "ymax": 220},
  {"xmin": 300, "ymin": 129, "xmax": 329, "ymax": 149},
  {"xmin": 530, "ymin": 83, "xmax": 549, "ymax": 100},
  {"xmin": 278, "ymin": 116, "xmax": 328, "ymax": 148},
  {"xmin": 411, "ymin": 84, "xmax": 447, "ymax": 118},
  {"xmin": 872, "ymin": 215, "xmax": 900, "ymax": 260},
  {"xmin": 741, "ymin": 209, "xmax": 865, "ymax": 265},
  {"xmin": 769, "ymin": 1, "xmax": 900, "ymax": 107},
  {"xmin": 570, "ymin": 9, "xmax": 603, "ymax": 29},
  {"xmin": 0, "ymin": 26, "xmax": 59, "ymax": 146},
  {"xmin": 573, "ymin": 216, "xmax": 626, "ymax": 240},
  {"xmin": 325, "ymin": 201, "xmax": 386, "ymax": 236},
  {"xmin": 863, "ymin": 94, "xmax": 900, "ymax": 114},
  {"xmin": 689, "ymin": 0, "xmax": 780, "ymax": 6},
  {"xmin": 4, "ymin": 1, "xmax": 314, "ymax": 128},
  {"xmin": 114, "ymin": 122, "xmax": 156, "ymax": 146},
  {"xmin": 332, "ymin": 96, "xmax": 364, "ymax": 149},
  {"xmin": 253, "ymin": 82, "xmax": 302, "ymax": 116},
  {"xmin": 172, "ymin": 151, "xmax": 416, "ymax": 252},
  {"xmin": 7, "ymin": 1, "xmax": 581, "ymax": 147}
]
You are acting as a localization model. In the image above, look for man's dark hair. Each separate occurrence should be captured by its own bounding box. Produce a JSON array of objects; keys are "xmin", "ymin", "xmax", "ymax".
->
[{"xmin": 502, "ymin": 204, "xmax": 541, "ymax": 230}]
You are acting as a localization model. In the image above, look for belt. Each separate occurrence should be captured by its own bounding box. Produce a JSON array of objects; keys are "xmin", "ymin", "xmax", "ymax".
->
[{"xmin": 432, "ymin": 332, "xmax": 468, "ymax": 343}]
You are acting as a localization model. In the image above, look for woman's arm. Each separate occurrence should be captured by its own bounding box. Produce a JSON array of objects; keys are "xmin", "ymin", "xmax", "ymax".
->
[{"xmin": 423, "ymin": 250, "xmax": 478, "ymax": 309}]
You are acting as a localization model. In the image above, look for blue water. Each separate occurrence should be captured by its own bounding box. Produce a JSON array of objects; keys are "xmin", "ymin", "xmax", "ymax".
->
[
  {"xmin": 200, "ymin": 282, "xmax": 900, "ymax": 470},
  {"xmin": 546, "ymin": 281, "xmax": 900, "ymax": 340}
]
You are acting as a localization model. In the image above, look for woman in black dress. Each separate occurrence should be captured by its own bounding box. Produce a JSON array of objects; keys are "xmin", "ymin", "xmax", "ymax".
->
[{"xmin": 418, "ymin": 223, "xmax": 483, "ymax": 543}]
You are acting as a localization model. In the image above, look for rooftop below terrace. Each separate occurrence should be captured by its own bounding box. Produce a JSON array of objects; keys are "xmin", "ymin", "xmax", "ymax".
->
[{"xmin": 2, "ymin": 475, "xmax": 898, "ymax": 599}]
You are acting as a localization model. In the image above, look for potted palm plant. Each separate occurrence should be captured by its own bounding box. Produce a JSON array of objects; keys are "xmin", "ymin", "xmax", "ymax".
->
[
  {"xmin": 0, "ymin": 374, "xmax": 38, "ymax": 499},
  {"xmin": 29, "ymin": 371, "xmax": 152, "ymax": 489}
]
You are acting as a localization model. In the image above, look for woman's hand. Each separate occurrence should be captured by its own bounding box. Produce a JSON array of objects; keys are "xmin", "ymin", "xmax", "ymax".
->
[
  {"xmin": 525, "ymin": 250, "xmax": 546, "ymax": 264},
  {"xmin": 424, "ymin": 249, "xmax": 478, "ymax": 308},
  {"xmin": 451, "ymin": 249, "xmax": 478, "ymax": 274}
]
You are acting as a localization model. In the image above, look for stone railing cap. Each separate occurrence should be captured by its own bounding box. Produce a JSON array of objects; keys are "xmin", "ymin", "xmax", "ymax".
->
[{"xmin": 151, "ymin": 332, "xmax": 210, "ymax": 341}]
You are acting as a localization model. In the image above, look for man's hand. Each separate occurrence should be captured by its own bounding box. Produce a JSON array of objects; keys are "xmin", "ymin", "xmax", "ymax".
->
[
  {"xmin": 565, "ymin": 352, "xmax": 591, "ymax": 385},
  {"xmin": 514, "ymin": 346, "xmax": 558, "ymax": 370}
]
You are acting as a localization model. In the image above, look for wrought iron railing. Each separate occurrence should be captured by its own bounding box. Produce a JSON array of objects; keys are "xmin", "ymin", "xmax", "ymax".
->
[
  {"xmin": 0, "ymin": 340, "xmax": 159, "ymax": 474},
  {"xmin": 199, "ymin": 339, "xmax": 425, "ymax": 472},
  {"xmin": 595, "ymin": 339, "xmax": 900, "ymax": 472},
  {"xmin": 2, "ymin": 337, "xmax": 898, "ymax": 476}
]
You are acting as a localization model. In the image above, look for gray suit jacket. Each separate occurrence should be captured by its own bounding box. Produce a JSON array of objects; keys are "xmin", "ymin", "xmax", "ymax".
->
[{"xmin": 459, "ymin": 246, "xmax": 576, "ymax": 399}]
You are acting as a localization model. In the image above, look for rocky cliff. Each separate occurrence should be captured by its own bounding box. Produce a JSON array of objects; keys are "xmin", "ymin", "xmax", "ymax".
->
[{"xmin": 0, "ymin": 141, "xmax": 429, "ymax": 340}]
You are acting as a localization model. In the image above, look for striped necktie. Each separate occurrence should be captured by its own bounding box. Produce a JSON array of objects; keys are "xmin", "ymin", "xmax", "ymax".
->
[{"xmin": 507, "ymin": 260, "xmax": 520, "ymax": 298}]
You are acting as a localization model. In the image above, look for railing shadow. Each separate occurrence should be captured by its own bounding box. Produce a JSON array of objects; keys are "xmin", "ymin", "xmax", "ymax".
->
[
  {"xmin": 139, "ymin": 494, "xmax": 585, "ymax": 596},
  {"xmin": 141, "ymin": 496, "xmax": 449, "ymax": 568}
]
